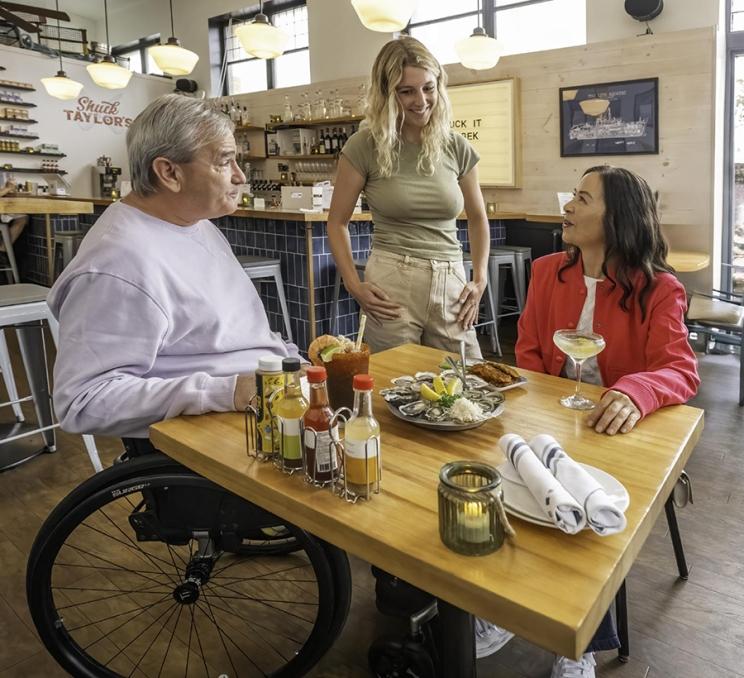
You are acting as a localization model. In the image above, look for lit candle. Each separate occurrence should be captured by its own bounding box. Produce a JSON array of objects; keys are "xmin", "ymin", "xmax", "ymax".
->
[{"xmin": 456, "ymin": 501, "xmax": 490, "ymax": 544}]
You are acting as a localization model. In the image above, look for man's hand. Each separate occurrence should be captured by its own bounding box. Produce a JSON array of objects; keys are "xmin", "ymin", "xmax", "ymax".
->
[
  {"xmin": 233, "ymin": 374, "xmax": 257, "ymax": 411},
  {"xmin": 585, "ymin": 390, "xmax": 641, "ymax": 435},
  {"xmin": 456, "ymin": 279, "xmax": 486, "ymax": 329},
  {"xmin": 349, "ymin": 281, "xmax": 402, "ymax": 324}
]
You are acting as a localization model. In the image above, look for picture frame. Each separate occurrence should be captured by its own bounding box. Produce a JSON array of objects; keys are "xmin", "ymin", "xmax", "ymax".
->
[{"xmin": 559, "ymin": 77, "xmax": 659, "ymax": 157}]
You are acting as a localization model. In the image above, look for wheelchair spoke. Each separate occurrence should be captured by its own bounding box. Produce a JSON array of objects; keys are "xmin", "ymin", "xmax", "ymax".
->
[
  {"xmin": 156, "ymin": 604, "xmax": 183, "ymax": 678},
  {"xmin": 195, "ymin": 598, "xmax": 240, "ymax": 678},
  {"xmin": 55, "ymin": 582, "xmax": 171, "ymax": 610},
  {"xmin": 72, "ymin": 592, "xmax": 172, "ymax": 636}
]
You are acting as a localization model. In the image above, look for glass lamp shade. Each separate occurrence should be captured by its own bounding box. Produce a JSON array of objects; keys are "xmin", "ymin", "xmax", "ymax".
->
[
  {"xmin": 41, "ymin": 70, "xmax": 84, "ymax": 100},
  {"xmin": 148, "ymin": 38, "xmax": 199, "ymax": 76},
  {"xmin": 456, "ymin": 28, "xmax": 501, "ymax": 70},
  {"xmin": 235, "ymin": 16, "xmax": 289, "ymax": 59},
  {"xmin": 579, "ymin": 98, "xmax": 610, "ymax": 117},
  {"xmin": 87, "ymin": 58, "xmax": 133, "ymax": 89},
  {"xmin": 350, "ymin": 0, "xmax": 417, "ymax": 32}
]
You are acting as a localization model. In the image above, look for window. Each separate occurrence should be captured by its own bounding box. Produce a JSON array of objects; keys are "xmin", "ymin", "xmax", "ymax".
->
[
  {"xmin": 220, "ymin": 2, "xmax": 309, "ymax": 95},
  {"xmin": 112, "ymin": 34, "xmax": 163, "ymax": 75},
  {"xmin": 407, "ymin": 0, "xmax": 586, "ymax": 66}
]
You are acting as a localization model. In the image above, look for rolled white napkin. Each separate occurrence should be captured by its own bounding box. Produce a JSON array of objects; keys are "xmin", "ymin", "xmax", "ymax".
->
[
  {"xmin": 499, "ymin": 433, "xmax": 586, "ymax": 534},
  {"xmin": 529, "ymin": 434, "xmax": 627, "ymax": 536}
]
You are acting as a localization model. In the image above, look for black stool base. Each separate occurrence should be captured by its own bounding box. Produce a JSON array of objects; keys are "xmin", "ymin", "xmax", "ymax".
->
[{"xmin": 0, "ymin": 422, "xmax": 50, "ymax": 471}]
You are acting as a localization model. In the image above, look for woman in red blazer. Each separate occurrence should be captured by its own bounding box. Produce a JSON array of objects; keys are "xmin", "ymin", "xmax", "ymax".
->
[{"xmin": 517, "ymin": 165, "xmax": 699, "ymax": 435}]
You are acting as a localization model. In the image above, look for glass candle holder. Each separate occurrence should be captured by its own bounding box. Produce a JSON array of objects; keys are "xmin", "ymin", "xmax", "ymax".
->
[{"xmin": 438, "ymin": 461, "xmax": 506, "ymax": 556}]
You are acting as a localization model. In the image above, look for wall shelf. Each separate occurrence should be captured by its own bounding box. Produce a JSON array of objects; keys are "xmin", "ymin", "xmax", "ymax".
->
[
  {"xmin": 266, "ymin": 115, "xmax": 363, "ymax": 131},
  {"xmin": 234, "ymin": 125, "xmax": 265, "ymax": 133},
  {"xmin": 0, "ymin": 83, "xmax": 35, "ymax": 92},
  {"xmin": 0, "ymin": 99, "xmax": 36, "ymax": 108},
  {"xmin": 268, "ymin": 154, "xmax": 339, "ymax": 161},
  {"xmin": 0, "ymin": 132, "xmax": 39, "ymax": 140},
  {"xmin": 2, "ymin": 118, "xmax": 37, "ymax": 124},
  {"xmin": 1, "ymin": 167, "xmax": 66, "ymax": 175},
  {"xmin": 0, "ymin": 150, "xmax": 65, "ymax": 158}
]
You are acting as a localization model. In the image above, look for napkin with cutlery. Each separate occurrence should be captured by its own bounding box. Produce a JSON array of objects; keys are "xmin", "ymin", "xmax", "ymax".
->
[
  {"xmin": 499, "ymin": 433, "xmax": 586, "ymax": 534},
  {"xmin": 529, "ymin": 434, "xmax": 627, "ymax": 536},
  {"xmin": 499, "ymin": 432, "xmax": 626, "ymax": 536}
]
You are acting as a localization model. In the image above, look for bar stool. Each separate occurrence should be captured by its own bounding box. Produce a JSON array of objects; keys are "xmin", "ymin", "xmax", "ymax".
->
[
  {"xmin": 237, "ymin": 255, "xmax": 293, "ymax": 342},
  {"xmin": 54, "ymin": 231, "xmax": 86, "ymax": 278},
  {"xmin": 462, "ymin": 257, "xmax": 500, "ymax": 355},
  {"xmin": 0, "ymin": 222, "xmax": 20, "ymax": 283},
  {"xmin": 330, "ymin": 258, "xmax": 367, "ymax": 336},
  {"xmin": 0, "ymin": 284, "xmax": 102, "ymax": 472},
  {"xmin": 487, "ymin": 251, "xmax": 522, "ymax": 323},
  {"xmin": 492, "ymin": 245, "xmax": 532, "ymax": 310}
]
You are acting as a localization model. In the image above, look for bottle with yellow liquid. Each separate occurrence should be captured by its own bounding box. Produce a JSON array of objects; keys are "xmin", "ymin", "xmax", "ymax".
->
[
  {"xmin": 343, "ymin": 374, "xmax": 380, "ymax": 497},
  {"xmin": 273, "ymin": 357, "xmax": 308, "ymax": 471}
]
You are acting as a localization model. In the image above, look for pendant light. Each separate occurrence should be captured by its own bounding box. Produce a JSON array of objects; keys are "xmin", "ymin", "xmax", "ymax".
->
[
  {"xmin": 350, "ymin": 0, "xmax": 418, "ymax": 32},
  {"xmin": 456, "ymin": 0, "xmax": 501, "ymax": 70},
  {"xmin": 40, "ymin": 0, "xmax": 84, "ymax": 100},
  {"xmin": 149, "ymin": 0, "xmax": 199, "ymax": 75},
  {"xmin": 86, "ymin": 0, "xmax": 132, "ymax": 89},
  {"xmin": 234, "ymin": 1, "xmax": 289, "ymax": 60}
]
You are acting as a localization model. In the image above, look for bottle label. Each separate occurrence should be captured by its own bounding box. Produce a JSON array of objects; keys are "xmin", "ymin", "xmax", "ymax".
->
[
  {"xmin": 305, "ymin": 427, "xmax": 339, "ymax": 473},
  {"xmin": 257, "ymin": 372, "xmax": 284, "ymax": 454},
  {"xmin": 279, "ymin": 417, "xmax": 302, "ymax": 460},
  {"xmin": 344, "ymin": 435, "xmax": 379, "ymax": 459}
]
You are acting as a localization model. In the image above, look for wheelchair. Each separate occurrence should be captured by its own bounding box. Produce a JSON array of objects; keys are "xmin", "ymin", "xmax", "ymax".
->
[{"xmin": 26, "ymin": 448, "xmax": 352, "ymax": 677}]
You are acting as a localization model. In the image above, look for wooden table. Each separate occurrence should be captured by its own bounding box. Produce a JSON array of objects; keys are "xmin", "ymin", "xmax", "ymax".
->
[
  {"xmin": 150, "ymin": 344, "xmax": 703, "ymax": 669},
  {"xmin": 0, "ymin": 197, "xmax": 94, "ymax": 284}
]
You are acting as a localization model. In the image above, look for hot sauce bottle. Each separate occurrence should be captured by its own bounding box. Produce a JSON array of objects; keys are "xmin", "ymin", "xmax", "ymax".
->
[{"xmin": 303, "ymin": 366, "xmax": 338, "ymax": 484}]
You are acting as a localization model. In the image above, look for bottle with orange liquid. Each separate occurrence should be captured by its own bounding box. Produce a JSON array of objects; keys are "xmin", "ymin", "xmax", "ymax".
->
[{"xmin": 343, "ymin": 374, "xmax": 380, "ymax": 498}]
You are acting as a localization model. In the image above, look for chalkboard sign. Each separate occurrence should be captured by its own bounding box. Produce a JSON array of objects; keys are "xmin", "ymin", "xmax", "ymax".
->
[{"xmin": 448, "ymin": 79, "xmax": 520, "ymax": 188}]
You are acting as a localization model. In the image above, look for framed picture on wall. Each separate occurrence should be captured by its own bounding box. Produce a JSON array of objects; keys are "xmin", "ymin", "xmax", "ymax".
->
[{"xmin": 559, "ymin": 77, "xmax": 659, "ymax": 157}]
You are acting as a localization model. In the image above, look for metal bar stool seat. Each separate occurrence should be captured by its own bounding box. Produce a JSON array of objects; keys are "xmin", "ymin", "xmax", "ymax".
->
[
  {"xmin": 237, "ymin": 255, "xmax": 293, "ymax": 343},
  {"xmin": 330, "ymin": 258, "xmax": 368, "ymax": 336},
  {"xmin": 492, "ymin": 245, "xmax": 532, "ymax": 311},
  {"xmin": 0, "ymin": 284, "xmax": 101, "ymax": 472}
]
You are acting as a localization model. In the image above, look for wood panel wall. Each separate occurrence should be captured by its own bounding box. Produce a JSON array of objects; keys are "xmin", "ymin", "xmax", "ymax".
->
[{"xmin": 223, "ymin": 27, "xmax": 719, "ymax": 287}]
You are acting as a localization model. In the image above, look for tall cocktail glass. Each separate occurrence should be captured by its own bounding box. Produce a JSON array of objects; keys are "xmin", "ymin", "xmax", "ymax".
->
[
  {"xmin": 552, "ymin": 329, "xmax": 606, "ymax": 410},
  {"xmin": 324, "ymin": 344, "xmax": 370, "ymax": 411}
]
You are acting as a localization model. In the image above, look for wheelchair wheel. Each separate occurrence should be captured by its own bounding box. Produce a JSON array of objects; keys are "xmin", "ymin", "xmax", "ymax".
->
[{"xmin": 27, "ymin": 455, "xmax": 349, "ymax": 677}]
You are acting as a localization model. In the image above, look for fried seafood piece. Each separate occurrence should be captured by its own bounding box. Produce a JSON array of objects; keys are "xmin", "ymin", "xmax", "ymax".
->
[{"xmin": 468, "ymin": 361, "xmax": 521, "ymax": 386}]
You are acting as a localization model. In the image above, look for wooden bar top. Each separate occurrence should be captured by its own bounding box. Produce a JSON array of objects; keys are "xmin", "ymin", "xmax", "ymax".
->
[{"xmin": 150, "ymin": 343, "xmax": 704, "ymax": 659}]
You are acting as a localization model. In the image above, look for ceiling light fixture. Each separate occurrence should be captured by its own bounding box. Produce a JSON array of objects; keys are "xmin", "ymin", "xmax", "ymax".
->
[
  {"xmin": 149, "ymin": 0, "xmax": 199, "ymax": 76},
  {"xmin": 350, "ymin": 0, "xmax": 418, "ymax": 32},
  {"xmin": 456, "ymin": 0, "xmax": 501, "ymax": 70},
  {"xmin": 86, "ymin": 0, "xmax": 132, "ymax": 89},
  {"xmin": 234, "ymin": 0, "xmax": 289, "ymax": 60},
  {"xmin": 40, "ymin": 0, "xmax": 84, "ymax": 100}
]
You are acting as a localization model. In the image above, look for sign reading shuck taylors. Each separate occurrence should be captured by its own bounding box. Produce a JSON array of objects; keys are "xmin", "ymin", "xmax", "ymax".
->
[
  {"xmin": 62, "ymin": 96, "xmax": 134, "ymax": 128},
  {"xmin": 448, "ymin": 79, "xmax": 520, "ymax": 188}
]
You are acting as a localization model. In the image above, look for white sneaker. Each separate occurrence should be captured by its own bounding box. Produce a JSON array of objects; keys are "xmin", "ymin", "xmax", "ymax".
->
[
  {"xmin": 550, "ymin": 653, "xmax": 596, "ymax": 678},
  {"xmin": 474, "ymin": 617, "xmax": 514, "ymax": 658}
]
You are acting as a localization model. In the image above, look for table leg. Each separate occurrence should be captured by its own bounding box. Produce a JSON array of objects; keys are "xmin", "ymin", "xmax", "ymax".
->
[
  {"xmin": 45, "ymin": 214, "xmax": 54, "ymax": 285},
  {"xmin": 437, "ymin": 598, "xmax": 476, "ymax": 678}
]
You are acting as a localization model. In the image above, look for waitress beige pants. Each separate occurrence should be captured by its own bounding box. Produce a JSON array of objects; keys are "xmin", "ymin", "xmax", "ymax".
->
[{"xmin": 362, "ymin": 249, "xmax": 482, "ymax": 359}]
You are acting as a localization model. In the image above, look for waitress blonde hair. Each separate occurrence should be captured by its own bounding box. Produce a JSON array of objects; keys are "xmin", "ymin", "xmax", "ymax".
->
[{"xmin": 365, "ymin": 36, "xmax": 452, "ymax": 178}]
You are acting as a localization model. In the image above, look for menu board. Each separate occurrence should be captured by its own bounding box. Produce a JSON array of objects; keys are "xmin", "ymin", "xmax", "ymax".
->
[{"xmin": 449, "ymin": 79, "xmax": 520, "ymax": 187}]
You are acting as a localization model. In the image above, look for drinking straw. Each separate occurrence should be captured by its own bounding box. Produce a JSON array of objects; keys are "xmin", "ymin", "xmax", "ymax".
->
[{"xmin": 355, "ymin": 313, "xmax": 367, "ymax": 351}]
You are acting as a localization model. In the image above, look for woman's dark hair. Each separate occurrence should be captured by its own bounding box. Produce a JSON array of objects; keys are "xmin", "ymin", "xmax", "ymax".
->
[{"xmin": 558, "ymin": 165, "xmax": 672, "ymax": 320}]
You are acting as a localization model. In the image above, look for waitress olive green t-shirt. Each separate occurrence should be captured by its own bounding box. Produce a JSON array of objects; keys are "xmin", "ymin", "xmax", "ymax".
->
[{"xmin": 340, "ymin": 127, "xmax": 479, "ymax": 261}]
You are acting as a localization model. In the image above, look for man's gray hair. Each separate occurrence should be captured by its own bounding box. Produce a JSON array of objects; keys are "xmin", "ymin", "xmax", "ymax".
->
[{"xmin": 127, "ymin": 94, "xmax": 235, "ymax": 196}]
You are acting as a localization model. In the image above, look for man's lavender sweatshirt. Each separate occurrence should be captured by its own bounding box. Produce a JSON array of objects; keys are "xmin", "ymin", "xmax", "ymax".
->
[{"xmin": 48, "ymin": 201, "xmax": 299, "ymax": 438}]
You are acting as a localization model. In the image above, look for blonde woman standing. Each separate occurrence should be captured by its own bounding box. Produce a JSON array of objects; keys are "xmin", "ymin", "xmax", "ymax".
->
[{"xmin": 327, "ymin": 37, "xmax": 490, "ymax": 358}]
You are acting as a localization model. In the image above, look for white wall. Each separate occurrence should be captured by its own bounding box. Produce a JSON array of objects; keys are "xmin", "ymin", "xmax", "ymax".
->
[
  {"xmin": 0, "ymin": 44, "xmax": 172, "ymax": 197},
  {"xmin": 587, "ymin": 0, "xmax": 720, "ymax": 43}
]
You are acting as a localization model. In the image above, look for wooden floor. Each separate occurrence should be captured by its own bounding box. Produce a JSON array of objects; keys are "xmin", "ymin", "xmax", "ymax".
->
[{"xmin": 0, "ymin": 326, "xmax": 742, "ymax": 677}]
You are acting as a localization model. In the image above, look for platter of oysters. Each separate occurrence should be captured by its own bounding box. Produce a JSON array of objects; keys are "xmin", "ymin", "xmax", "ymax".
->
[{"xmin": 380, "ymin": 371, "xmax": 505, "ymax": 431}]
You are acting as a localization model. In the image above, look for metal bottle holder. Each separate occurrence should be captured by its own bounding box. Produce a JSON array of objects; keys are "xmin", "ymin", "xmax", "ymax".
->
[{"xmin": 329, "ymin": 407, "xmax": 381, "ymax": 503}]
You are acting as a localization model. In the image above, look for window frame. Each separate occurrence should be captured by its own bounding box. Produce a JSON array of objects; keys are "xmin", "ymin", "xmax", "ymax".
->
[
  {"xmin": 216, "ymin": 0, "xmax": 309, "ymax": 95},
  {"xmin": 111, "ymin": 34, "xmax": 163, "ymax": 76}
]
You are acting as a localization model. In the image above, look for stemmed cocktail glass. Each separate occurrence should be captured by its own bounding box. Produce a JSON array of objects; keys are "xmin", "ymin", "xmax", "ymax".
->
[{"xmin": 553, "ymin": 329, "xmax": 606, "ymax": 410}]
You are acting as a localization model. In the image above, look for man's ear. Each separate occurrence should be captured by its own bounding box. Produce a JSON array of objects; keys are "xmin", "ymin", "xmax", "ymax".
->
[{"xmin": 151, "ymin": 157, "xmax": 183, "ymax": 193}]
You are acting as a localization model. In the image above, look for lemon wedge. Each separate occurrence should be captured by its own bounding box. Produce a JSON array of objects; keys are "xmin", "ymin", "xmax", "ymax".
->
[
  {"xmin": 446, "ymin": 377, "xmax": 463, "ymax": 396},
  {"xmin": 432, "ymin": 375, "xmax": 447, "ymax": 395},
  {"xmin": 420, "ymin": 384, "xmax": 442, "ymax": 401}
]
